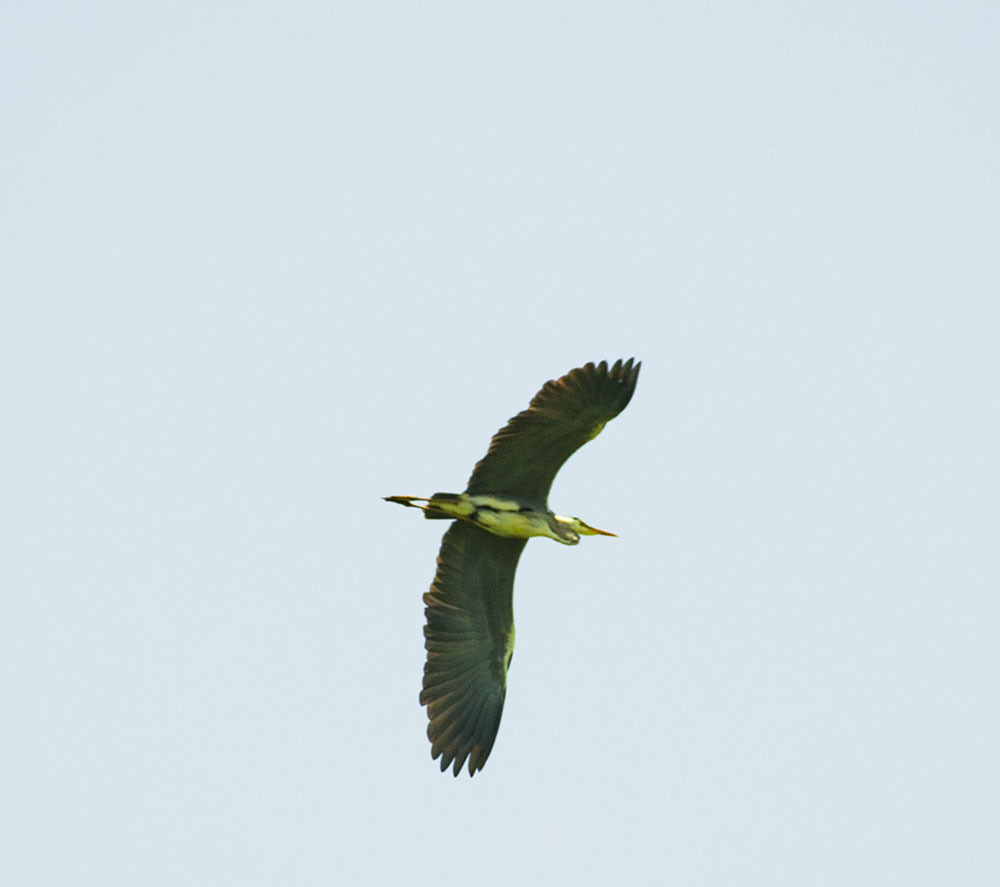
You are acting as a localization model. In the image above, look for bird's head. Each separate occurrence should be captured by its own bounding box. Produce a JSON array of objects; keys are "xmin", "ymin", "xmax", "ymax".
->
[{"xmin": 552, "ymin": 515, "xmax": 617, "ymax": 545}]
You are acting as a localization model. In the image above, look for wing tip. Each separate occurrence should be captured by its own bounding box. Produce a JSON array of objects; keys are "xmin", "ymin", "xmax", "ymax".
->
[
  {"xmin": 591, "ymin": 356, "xmax": 641, "ymax": 412},
  {"xmin": 427, "ymin": 723, "xmax": 495, "ymax": 777},
  {"xmin": 604, "ymin": 356, "xmax": 641, "ymax": 383},
  {"xmin": 433, "ymin": 747, "xmax": 488, "ymax": 777}
]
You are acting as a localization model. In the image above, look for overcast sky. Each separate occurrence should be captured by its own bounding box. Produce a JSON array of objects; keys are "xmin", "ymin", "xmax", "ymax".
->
[{"xmin": 3, "ymin": 2, "xmax": 998, "ymax": 885}]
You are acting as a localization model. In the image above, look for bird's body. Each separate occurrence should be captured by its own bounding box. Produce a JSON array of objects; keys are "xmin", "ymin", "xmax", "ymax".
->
[
  {"xmin": 383, "ymin": 492, "xmax": 615, "ymax": 544},
  {"xmin": 386, "ymin": 358, "xmax": 641, "ymax": 776}
]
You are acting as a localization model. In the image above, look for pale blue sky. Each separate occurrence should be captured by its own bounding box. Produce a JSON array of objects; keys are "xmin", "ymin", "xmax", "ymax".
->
[{"xmin": 2, "ymin": 2, "xmax": 998, "ymax": 884}]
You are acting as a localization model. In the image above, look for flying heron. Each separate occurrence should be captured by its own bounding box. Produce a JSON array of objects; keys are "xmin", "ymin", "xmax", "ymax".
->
[{"xmin": 386, "ymin": 357, "xmax": 641, "ymax": 775}]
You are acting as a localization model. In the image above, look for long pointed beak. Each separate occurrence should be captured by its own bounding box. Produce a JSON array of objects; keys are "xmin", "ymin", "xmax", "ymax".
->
[{"xmin": 577, "ymin": 521, "xmax": 617, "ymax": 537}]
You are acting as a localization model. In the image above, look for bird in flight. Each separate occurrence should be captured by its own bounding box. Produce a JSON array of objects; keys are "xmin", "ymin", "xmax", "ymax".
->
[{"xmin": 385, "ymin": 358, "xmax": 641, "ymax": 775}]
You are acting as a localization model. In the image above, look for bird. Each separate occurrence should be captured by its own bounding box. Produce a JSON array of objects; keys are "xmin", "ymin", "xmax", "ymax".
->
[{"xmin": 385, "ymin": 357, "xmax": 641, "ymax": 776}]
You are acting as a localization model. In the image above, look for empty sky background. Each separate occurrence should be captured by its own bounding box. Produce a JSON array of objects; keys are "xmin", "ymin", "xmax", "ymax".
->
[{"xmin": 3, "ymin": 2, "xmax": 998, "ymax": 884}]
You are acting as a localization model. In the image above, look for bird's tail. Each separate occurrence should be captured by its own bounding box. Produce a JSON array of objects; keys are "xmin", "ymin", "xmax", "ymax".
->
[{"xmin": 383, "ymin": 493, "xmax": 462, "ymax": 519}]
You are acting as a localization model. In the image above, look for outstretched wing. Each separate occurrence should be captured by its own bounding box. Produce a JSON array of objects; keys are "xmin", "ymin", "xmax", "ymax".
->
[
  {"xmin": 420, "ymin": 521, "xmax": 527, "ymax": 776},
  {"xmin": 465, "ymin": 358, "xmax": 641, "ymax": 504}
]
